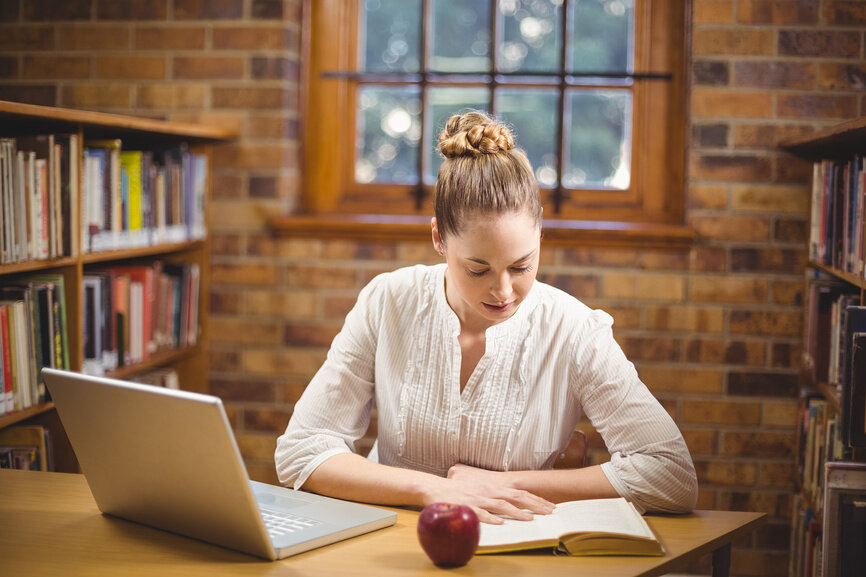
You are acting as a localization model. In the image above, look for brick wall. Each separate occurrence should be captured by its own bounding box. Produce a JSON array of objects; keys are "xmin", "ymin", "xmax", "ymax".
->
[{"xmin": 2, "ymin": 1, "xmax": 865, "ymax": 575}]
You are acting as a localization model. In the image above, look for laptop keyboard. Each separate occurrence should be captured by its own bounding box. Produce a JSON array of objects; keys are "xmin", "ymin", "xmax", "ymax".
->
[{"xmin": 260, "ymin": 507, "xmax": 322, "ymax": 538}]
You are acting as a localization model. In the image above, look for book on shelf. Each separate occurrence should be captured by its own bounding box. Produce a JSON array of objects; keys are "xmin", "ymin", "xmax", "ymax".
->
[
  {"xmin": 810, "ymin": 156, "xmax": 866, "ymax": 277},
  {"xmin": 839, "ymin": 306, "xmax": 866, "ymax": 448},
  {"xmin": 82, "ymin": 140, "xmax": 208, "ymax": 253},
  {"xmin": 850, "ymin": 333, "xmax": 866, "ymax": 448},
  {"xmin": 0, "ymin": 134, "xmax": 78, "ymax": 264},
  {"xmin": 476, "ymin": 497, "xmax": 664, "ymax": 556},
  {"xmin": 0, "ymin": 276, "xmax": 69, "ymax": 412},
  {"xmin": 131, "ymin": 366, "xmax": 179, "ymax": 389},
  {"xmin": 81, "ymin": 262, "xmax": 199, "ymax": 375},
  {"xmin": 0, "ymin": 424, "xmax": 51, "ymax": 471},
  {"xmin": 821, "ymin": 462, "xmax": 866, "ymax": 577}
]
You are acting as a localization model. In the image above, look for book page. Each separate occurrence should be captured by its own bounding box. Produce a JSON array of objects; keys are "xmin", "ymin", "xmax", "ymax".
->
[{"xmin": 478, "ymin": 498, "xmax": 652, "ymax": 549}]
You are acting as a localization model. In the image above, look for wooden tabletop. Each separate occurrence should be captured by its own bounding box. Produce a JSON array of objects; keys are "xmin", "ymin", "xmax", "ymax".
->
[{"xmin": 0, "ymin": 469, "xmax": 765, "ymax": 577}]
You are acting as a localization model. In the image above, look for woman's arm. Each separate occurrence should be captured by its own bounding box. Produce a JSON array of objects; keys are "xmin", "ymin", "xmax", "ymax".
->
[
  {"xmin": 446, "ymin": 462, "xmax": 619, "ymax": 505},
  {"xmin": 303, "ymin": 453, "xmax": 555, "ymax": 525}
]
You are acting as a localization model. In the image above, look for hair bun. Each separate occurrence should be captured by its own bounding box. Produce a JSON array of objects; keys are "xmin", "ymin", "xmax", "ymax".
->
[{"xmin": 438, "ymin": 111, "xmax": 514, "ymax": 159}]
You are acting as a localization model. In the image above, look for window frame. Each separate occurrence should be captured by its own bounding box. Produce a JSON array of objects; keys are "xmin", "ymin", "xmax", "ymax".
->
[{"xmin": 275, "ymin": 0, "xmax": 693, "ymax": 248}]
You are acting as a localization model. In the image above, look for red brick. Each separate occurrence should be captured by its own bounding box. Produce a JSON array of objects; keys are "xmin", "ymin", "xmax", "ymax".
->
[
  {"xmin": 691, "ymin": 89, "xmax": 773, "ymax": 118},
  {"xmin": 212, "ymin": 86, "xmax": 286, "ymax": 108},
  {"xmin": 733, "ymin": 61, "xmax": 814, "ymax": 89},
  {"xmin": 96, "ymin": 0, "xmax": 167, "ymax": 19},
  {"xmin": 682, "ymin": 400, "xmax": 761, "ymax": 425},
  {"xmin": 684, "ymin": 338, "xmax": 766, "ymax": 366},
  {"xmin": 213, "ymin": 27, "xmax": 289, "ymax": 50},
  {"xmin": 23, "ymin": 0, "xmax": 91, "ymax": 21},
  {"xmin": 173, "ymin": 57, "xmax": 244, "ymax": 79},
  {"xmin": 243, "ymin": 408, "xmax": 291, "ymax": 433},
  {"xmin": 818, "ymin": 62, "xmax": 866, "ymax": 90},
  {"xmin": 212, "ymin": 143, "xmax": 290, "ymax": 170},
  {"xmin": 618, "ymin": 337, "xmax": 681, "ymax": 362},
  {"xmin": 0, "ymin": 57, "xmax": 16, "ymax": 78},
  {"xmin": 778, "ymin": 29, "xmax": 860, "ymax": 58},
  {"xmin": 210, "ymin": 379, "xmax": 279, "ymax": 403},
  {"xmin": 778, "ymin": 93, "xmax": 859, "ymax": 118},
  {"xmin": 21, "ymin": 56, "xmax": 90, "ymax": 79},
  {"xmin": 731, "ymin": 184, "xmax": 808, "ymax": 212},
  {"xmin": 61, "ymin": 84, "xmax": 133, "ymax": 109},
  {"xmin": 252, "ymin": 57, "xmax": 300, "ymax": 81},
  {"xmin": 0, "ymin": 85, "xmax": 56, "ymax": 106},
  {"xmin": 732, "ymin": 124, "xmax": 815, "ymax": 148},
  {"xmin": 693, "ymin": 29, "xmax": 775, "ymax": 55},
  {"xmin": 694, "ymin": 460, "xmax": 758, "ymax": 485},
  {"xmin": 57, "ymin": 25, "xmax": 129, "ymax": 50},
  {"xmin": 770, "ymin": 342, "xmax": 800, "ymax": 369},
  {"xmin": 284, "ymin": 324, "xmax": 340, "ymax": 347},
  {"xmin": 690, "ymin": 247, "xmax": 727, "ymax": 272},
  {"xmin": 728, "ymin": 371, "xmax": 799, "ymax": 397},
  {"xmin": 682, "ymin": 429, "xmax": 718, "ymax": 455},
  {"xmin": 690, "ymin": 215, "xmax": 770, "ymax": 242},
  {"xmin": 823, "ymin": 1, "xmax": 866, "ymax": 25},
  {"xmin": 693, "ymin": 124, "xmax": 729, "ymax": 147},
  {"xmin": 638, "ymin": 367, "xmax": 724, "ymax": 394},
  {"xmin": 538, "ymin": 274, "xmax": 600, "ymax": 299},
  {"xmin": 0, "ymin": 0, "xmax": 18, "ymax": 21},
  {"xmin": 284, "ymin": 264, "xmax": 358, "ymax": 289},
  {"xmin": 729, "ymin": 310, "xmax": 801, "ymax": 337},
  {"xmin": 693, "ymin": 60, "xmax": 730, "ymax": 85},
  {"xmin": 758, "ymin": 462, "xmax": 797, "ymax": 488},
  {"xmin": 721, "ymin": 431, "xmax": 796, "ymax": 458},
  {"xmin": 252, "ymin": 0, "xmax": 284, "ymax": 19},
  {"xmin": 97, "ymin": 56, "xmax": 166, "ymax": 80},
  {"xmin": 212, "ymin": 262, "xmax": 279, "ymax": 286},
  {"xmin": 770, "ymin": 279, "xmax": 805, "ymax": 306},
  {"xmin": 209, "ymin": 291, "xmax": 242, "ymax": 314},
  {"xmin": 210, "ymin": 232, "xmax": 244, "ymax": 256},
  {"xmin": 209, "ymin": 347, "xmax": 241, "ymax": 372},
  {"xmin": 718, "ymin": 490, "xmax": 792, "ymax": 517},
  {"xmin": 689, "ymin": 276, "xmax": 768, "ymax": 304},
  {"xmin": 690, "ymin": 154, "xmax": 772, "ymax": 182},
  {"xmin": 730, "ymin": 248, "xmax": 806, "ymax": 274},
  {"xmin": 776, "ymin": 155, "xmax": 813, "ymax": 184},
  {"xmin": 0, "ymin": 26, "xmax": 54, "ymax": 51},
  {"xmin": 175, "ymin": 0, "xmax": 244, "ymax": 19},
  {"xmin": 736, "ymin": 0, "xmax": 818, "ymax": 24},
  {"xmin": 135, "ymin": 27, "xmax": 206, "ymax": 50}
]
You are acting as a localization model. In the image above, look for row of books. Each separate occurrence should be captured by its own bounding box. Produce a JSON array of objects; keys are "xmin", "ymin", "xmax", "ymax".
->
[
  {"xmin": 81, "ymin": 262, "xmax": 200, "ymax": 376},
  {"xmin": 803, "ymin": 276, "xmax": 866, "ymax": 449},
  {"xmin": 796, "ymin": 395, "xmax": 844, "ymax": 513},
  {"xmin": 0, "ymin": 134, "xmax": 78, "ymax": 264},
  {"xmin": 0, "ymin": 424, "xmax": 52, "ymax": 471},
  {"xmin": 0, "ymin": 133, "xmax": 208, "ymax": 264},
  {"xmin": 0, "ymin": 275, "xmax": 69, "ymax": 416},
  {"xmin": 809, "ymin": 156, "xmax": 866, "ymax": 276},
  {"xmin": 83, "ymin": 140, "xmax": 207, "ymax": 253}
]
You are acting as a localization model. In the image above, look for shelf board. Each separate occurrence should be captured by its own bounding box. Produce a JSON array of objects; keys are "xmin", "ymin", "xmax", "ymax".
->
[
  {"xmin": 779, "ymin": 116, "xmax": 866, "ymax": 160},
  {"xmin": 0, "ymin": 256, "xmax": 77, "ymax": 274},
  {"xmin": 0, "ymin": 100, "xmax": 237, "ymax": 143},
  {"xmin": 810, "ymin": 261, "xmax": 866, "ymax": 291},
  {"xmin": 0, "ymin": 402, "xmax": 55, "ymax": 429},
  {"xmin": 82, "ymin": 240, "xmax": 206, "ymax": 264},
  {"xmin": 106, "ymin": 345, "xmax": 200, "ymax": 381}
]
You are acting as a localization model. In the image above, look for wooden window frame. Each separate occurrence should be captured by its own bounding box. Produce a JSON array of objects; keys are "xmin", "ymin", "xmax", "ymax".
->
[{"xmin": 272, "ymin": 0, "xmax": 694, "ymax": 248}]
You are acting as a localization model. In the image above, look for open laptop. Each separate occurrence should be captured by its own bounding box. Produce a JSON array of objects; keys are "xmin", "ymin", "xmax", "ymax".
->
[{"xmin": 42, "ymin": 368, "xmax": 397, "ymax": 561}]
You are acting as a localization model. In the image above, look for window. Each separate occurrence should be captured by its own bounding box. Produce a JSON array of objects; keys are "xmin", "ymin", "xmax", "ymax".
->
[{"xmin": 295, "ymin": 0, "xmax": 690, "ymax": 243}]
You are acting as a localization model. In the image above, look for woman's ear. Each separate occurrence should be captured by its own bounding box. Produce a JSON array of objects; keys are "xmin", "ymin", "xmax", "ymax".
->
[{"xmin": 431, "ymin": 217, "xmax": 444, "ymax": 256}]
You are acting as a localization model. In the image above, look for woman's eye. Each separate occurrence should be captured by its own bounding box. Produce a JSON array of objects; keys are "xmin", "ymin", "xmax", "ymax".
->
[
  {"xmin": 467, "ymin": 269, "xmax": 487, "ymax": 277},
  {"xmin": 511, "ymin": 266, "xmax": 533, "ymax": 274}
]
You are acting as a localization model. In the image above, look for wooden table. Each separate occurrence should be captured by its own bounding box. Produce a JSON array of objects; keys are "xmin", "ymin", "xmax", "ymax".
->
[{"xmin": 0, "ymin": 469, "xmax": 765, "ymax": 577}]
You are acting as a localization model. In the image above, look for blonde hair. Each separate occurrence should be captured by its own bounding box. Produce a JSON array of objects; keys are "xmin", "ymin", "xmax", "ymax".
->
[{"xmin": 434, "ymin": 111, "xmax": 542, "ymax": 241}]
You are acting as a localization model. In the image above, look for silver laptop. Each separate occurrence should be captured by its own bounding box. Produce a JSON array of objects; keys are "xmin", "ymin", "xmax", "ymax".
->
[{"xmin": 42, "ymin": 368, "xmax": 397, "ymax": 561}]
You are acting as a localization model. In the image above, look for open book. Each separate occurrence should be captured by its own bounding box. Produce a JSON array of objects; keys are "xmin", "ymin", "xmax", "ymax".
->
[{"xmin": 476, "ymin": 497, "xmax": 664, "ymax": 556}]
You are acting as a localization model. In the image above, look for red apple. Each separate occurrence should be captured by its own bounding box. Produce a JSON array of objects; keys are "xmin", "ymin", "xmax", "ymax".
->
[{"xmin": 417, "ymin": 502, "xmax": 480, "ymax": 567}]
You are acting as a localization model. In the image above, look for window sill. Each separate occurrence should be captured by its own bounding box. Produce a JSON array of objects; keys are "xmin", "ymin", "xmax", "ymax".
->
[{"xmin": 268, "ymin": 214, "xmax": 695, "ymax": 250}]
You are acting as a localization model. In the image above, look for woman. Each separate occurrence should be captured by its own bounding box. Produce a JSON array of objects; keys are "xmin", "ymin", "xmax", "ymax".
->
[{"xmin": 275, "ymin": 111, "xmax": 698, "ymax": 524}]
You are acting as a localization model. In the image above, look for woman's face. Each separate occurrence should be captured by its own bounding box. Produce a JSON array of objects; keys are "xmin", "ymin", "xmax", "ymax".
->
[{"xmin": 434, "ymin": 211, "xmax": 541, "ymax": 332}]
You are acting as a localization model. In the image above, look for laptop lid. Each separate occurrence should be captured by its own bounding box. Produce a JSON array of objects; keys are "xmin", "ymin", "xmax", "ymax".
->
[{"xmin": 42, "ymin": 368, "xmax": 396, "ymax": 560}]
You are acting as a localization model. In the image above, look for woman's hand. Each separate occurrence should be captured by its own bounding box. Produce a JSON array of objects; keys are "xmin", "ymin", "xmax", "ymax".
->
[{"xmin": 419, "ymin": 463, "xmax": 555, "ymax": 524}]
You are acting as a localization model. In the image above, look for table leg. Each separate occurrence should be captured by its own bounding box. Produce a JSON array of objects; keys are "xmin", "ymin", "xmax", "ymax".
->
[{"xmin": 711, "ymin": 543, "xmax": 731, "ymax": 577}]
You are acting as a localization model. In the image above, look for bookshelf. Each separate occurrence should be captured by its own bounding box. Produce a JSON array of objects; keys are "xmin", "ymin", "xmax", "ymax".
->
[
  {"xmin": 780, "ymin": 118, "xmax": 866, "ymax": 577},
  {"xmin": 0, "ymin": 100, "xmax": 235, "ymax": 474}
]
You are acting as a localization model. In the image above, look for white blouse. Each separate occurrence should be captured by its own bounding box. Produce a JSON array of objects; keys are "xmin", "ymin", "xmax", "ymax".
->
[{"xmin": 275, "ymin": 264, "xmax": 698, "ymax": 513}]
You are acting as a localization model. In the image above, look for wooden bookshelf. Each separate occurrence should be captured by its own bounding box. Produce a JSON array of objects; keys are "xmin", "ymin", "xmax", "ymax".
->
[
  {"xmin": 0, "ymin": 101, "xmax": 235, "ymax": 473},
  {"xmin": 780, "ymin": 118, "xmax": 866, "ymax": 577}
]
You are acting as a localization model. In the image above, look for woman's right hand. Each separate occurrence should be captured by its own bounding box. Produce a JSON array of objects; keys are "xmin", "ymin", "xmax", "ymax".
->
[{"xmin": 421, "ymin": 465, "xmax": 554, "ymax": 524}]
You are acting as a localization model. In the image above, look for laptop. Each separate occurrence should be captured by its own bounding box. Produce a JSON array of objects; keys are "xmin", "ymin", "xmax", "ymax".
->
[{"xmin": 42, "ymin": 368, "xmax": 397, "ymax": 561}]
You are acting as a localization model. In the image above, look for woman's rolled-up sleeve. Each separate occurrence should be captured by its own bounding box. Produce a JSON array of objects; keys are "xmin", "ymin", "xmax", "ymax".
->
[
  {"xmin": 573, "ymin": 311, "xmax": 699, "ymax": 514},
  {"xmin": 274, "ymin": 275, "xmax": 385, "ymax": 489}
]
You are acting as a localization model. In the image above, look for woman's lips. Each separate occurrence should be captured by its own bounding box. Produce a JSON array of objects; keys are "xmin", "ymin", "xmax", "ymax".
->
[{"xmin": 483, "ymin": 301, "xmax": 513, "ymax": 313}]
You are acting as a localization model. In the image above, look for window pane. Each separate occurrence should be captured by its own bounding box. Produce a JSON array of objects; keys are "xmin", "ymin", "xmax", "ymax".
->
[
  {"xmin": 570, "ymin": 0, "xmax": 633, "ymax": 74},
  {"xmin": 430, "ymin": 0, "xmax": 491, "ymax": 72},
  {"xmin": 360, "ymin": 0, "xmax": 422, "ymax": 72},
  {"xmin": 356, "ymin": 86, "xmax": 422, "ymax": 184},
  {"xmin": 425, "ymin": 86, "xmax": 491, "ymax": 183},
  {"xmin": 498, "ymin": 0, "xmax": 562, "ymax": 73},
  {"xmin": 563, "ymin": 89, "xmax": 631, "ymax": 190},
  {"xmin": 496, "ymin": 88, "xmax": 559, "ymax": 187}
]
